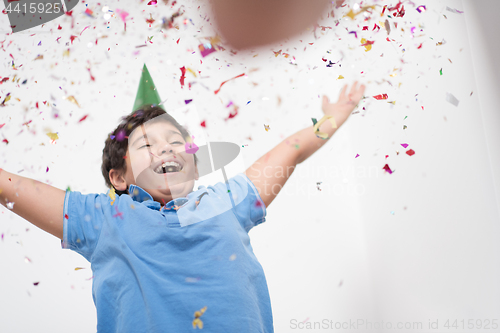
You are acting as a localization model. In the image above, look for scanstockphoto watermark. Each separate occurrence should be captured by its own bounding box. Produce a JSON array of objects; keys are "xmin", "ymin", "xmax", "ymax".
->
[
  {"xmin": 247, "ymin": 163, "xmax": 380, "ymax": 198},
  {"xmin": 290, "ymin": 318, "xmax": 500, "ymax": 330},
  {"xmin": 290, "ymin": 319, "xmax": 424, "ymax": 330}
]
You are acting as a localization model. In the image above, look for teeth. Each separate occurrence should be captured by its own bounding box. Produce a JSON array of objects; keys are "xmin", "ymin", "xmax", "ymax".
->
[{"xmin": 154, "ymin": 161, "xmax": 182, "ymax": 173}]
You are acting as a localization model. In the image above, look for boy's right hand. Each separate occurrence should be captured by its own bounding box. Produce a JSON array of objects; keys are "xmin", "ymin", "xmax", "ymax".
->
[{"xmin": 0, "ymin": 168, "xmax": 65, "ymax": 240}]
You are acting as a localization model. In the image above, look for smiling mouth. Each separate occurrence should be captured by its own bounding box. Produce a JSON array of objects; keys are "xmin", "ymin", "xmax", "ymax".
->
[{"xmin": 153, "ymin": 162, "xmax": 183, "ymax": 174}]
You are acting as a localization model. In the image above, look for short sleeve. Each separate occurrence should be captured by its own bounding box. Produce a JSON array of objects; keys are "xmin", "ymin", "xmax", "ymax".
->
[
  {"xmin": 226, "ymin": 173, "xmax": 267, "ymax": 232},
  {"xmin": 61, "ymin": 190, "xmax": 109, "ymax": 262}
]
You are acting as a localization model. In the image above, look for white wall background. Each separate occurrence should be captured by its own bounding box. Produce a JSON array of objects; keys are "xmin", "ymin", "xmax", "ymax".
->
[{"xmin": 0, "ymin": 0, "xmax": 498, "ymax": 332}]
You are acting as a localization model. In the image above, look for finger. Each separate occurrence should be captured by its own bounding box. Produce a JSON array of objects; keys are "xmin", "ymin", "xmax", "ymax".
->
[
  {"xmin": 322, "ymin": 95, "xmax": 329, "ymax": 107},
  {"xmin": 354, "ymin": 83, "xmax": 366, "ymax": 99},
  {"xmin": 339, "ymin": 84, "xmax": 348, "ymax": 100},
  {"xmin": 348, "ymin": 81, "xmax": 358, "ymax": 98}
]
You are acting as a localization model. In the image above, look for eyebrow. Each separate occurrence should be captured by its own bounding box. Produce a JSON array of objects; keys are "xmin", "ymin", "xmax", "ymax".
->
[{"xmin": 131, "ymin": 130, "xmax": 183, "ymax": 147}]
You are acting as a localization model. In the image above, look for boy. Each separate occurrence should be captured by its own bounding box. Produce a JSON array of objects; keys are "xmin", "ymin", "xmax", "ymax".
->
[{"xmin": 0, "ymin": 71, "xmax": 365, "ymax": 331}]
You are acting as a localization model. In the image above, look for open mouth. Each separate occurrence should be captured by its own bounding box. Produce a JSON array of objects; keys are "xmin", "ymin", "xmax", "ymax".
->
[{"xmin": 153, "ymin": 161, "xmax": 183, "ymax": 174}]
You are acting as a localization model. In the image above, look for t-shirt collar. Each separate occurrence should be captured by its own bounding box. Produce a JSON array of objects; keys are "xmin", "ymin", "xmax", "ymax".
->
[{"xmin": 128, "ymin": 184, "xmax": 189, "ymax": 210}]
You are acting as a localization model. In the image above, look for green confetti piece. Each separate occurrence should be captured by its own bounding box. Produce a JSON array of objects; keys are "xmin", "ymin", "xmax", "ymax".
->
[
  {"xmin": 311, "ymin": 118, "xmax": 318, "ymax": 126},
  {"xmin": 66, "ymin": 186, "xmax": 71, "ymax": 192},
  {"xmin": 439, "ymin": 68, "xmax": 443, "ymax": 75}
]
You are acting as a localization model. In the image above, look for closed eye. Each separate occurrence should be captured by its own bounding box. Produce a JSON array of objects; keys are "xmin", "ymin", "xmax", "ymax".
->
[{"xmin": 140, "ymin": 142, "xmax": 183, "ymax": 148}]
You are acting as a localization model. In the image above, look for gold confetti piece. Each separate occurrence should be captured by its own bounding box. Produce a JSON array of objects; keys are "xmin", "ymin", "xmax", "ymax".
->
[
  {"xmin": 313, "ymin": 115, "xmax": 337, "ymax": 140},
  {"xmin": 345, "ymin": 5, "xmax": 376, "ymax": 20},
  {"xmin": 34, "ymin": 55, "xmax": 43, "ymax": 60},
  {"xmin": 65, "ymin": 95, "xmax": 80, "ymax": 108},
  {"xmin": 193, "ymin": 306, "xmax": 207, "ymax": 329},
  {"xmin": 360, "ymin": 38, "xmax": 372, "ymax": 52},
  {"xmin": 74, "ymin": 267, "xmax": 85, "ymax": 271},
  {"xmin": 63, "ymin": 49, "xmax": 70, "ymax": 57},
  {"xmin": 337, "ymin": 75, "xmax": 344, "ymax": 79},
  {"xmin": 109, "ymin": 187, "xmax": 116, "ymax": 205},
  {"xmin": 46, "ymin": 132, "xmax": 59, "ymax": 140},
  {"xmin": 264, "ymin": 124, "xmax": 270, "ymax": 131},
  {"xmin": 186, "ymin": 67, "xmax": 197, "ymax": 77}
]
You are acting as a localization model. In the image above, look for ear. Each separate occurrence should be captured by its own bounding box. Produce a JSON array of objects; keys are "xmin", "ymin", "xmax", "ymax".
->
[
  {"xmin": 194, "ymin": 163, "xmax": 199, "ymax": 181},
  {"xmin": 109, "ymin": 168, "xmax": 128, "ymax": 192}
]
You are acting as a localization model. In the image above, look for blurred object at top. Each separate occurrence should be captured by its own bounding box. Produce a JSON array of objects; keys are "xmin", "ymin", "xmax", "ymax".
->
[{"xmin": 210, "ymin": 0, "xmax": 340, "ymax": 50}]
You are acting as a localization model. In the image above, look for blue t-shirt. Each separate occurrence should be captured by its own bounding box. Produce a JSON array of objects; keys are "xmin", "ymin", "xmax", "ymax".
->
[{"xmin": 61, "ymin": 172, "xmax": 273, "ymax": 333}]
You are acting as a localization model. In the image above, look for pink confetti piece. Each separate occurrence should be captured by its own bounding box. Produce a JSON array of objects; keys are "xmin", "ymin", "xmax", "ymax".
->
[
  {"xmin": 355, "ymin": 154, "xmax": 359, "ymax": 158},
  {"xmin": 46, "ymin": 167, "xmax": 49, "ymax": 172},
  {"xmin": 382, "ymin": 164, "xmax": 393, "ymax": 174},
  {"xmin": 148, "ymin": 0, "xmax": 158, "ymax": 4},
  {"xmin": 115, "ymin": 9, "xmax": 129, "ymax": 22},
  {"xmin": 349, "ymin": 31, "xmax": 358, "ymax": 38},
  {"xmin": 185, "ymin": 142, "xmax": 199, "ymax": 154},
  {"xmin": 80, "ymin": 25, "xmax": 91, "ymax": 36},
  {"xmin": 214, "ymin": 73, "xmax": 246, "ymax": 95},
  {"xmin": 199, "ymin": 42, "xmax": 216, "ymax": 57},
  {"xmin": 406, "ymin": 149, "xmax": 415, "ymax": 156},
  {"xmin": 401, "ymin": 143, "xmax": 408, "ymax": 148},
  {"xmin": 416, "ymin": 5, "xmax": 426, "ymax": 13}
]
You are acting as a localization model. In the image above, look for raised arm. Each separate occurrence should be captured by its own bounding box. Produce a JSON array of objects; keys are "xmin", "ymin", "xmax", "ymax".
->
[
  {"xmin": 245, "ymin": 82, "xmax": 365, "ymax": 209},
  {"xmin": 0, "ymin": 168, "xmax": 66, "ymax": 240}
]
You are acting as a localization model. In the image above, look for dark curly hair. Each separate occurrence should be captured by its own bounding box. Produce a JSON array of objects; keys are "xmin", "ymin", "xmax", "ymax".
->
[{"xmin": 101, "ymin": 105, "xmax": 199, "ymax": 196}]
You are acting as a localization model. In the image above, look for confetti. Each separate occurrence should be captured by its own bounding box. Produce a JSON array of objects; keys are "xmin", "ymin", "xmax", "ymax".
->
[
  {"xmin": 108, "ymin": 187, "xmax": 116, "ymax": 205},
  {"xmin": 74, "ymin": 267, "xmax": 85, "ymax": 271},
  {"xmin": 185, "ymin": 136, "xmax": 199, "ymax": 154},
  {"xmin": 6, "ymin": 202, "xmax": 14, "ymax": 209},
  {"xmin": 214, "ymin": 73, "xmax": 246, "ymax": 95},
  {"xmin": 264, "ymin": 124, "xmax": 270, "ymax": 132},
  {"xmin": 185, "ymin": 277, "xmax": 201, "ymax": 282},
  {"xmin": 373, "ymin": 94, "xmax": 388, "ymax": 100},
  {"xmin": 46, "ymin": 132, "xmax": 59, "ymax": 141},
  {"xmin": 401, "ymin": 143, "xmax": 408, "ymax": 148},
  {"xmin": 382, "ymin": 164, "xmax": 393, "ymax": 174},
  {"xmin": 337, "ymin": 75, "xmax": 344, "ymax": 79},
  {"xmin": 406, "ymin": 149, "xmax": 415, "ymax": 156},
  {"xmin": 199, "ymin": 42, "xmax": 216, "ymax": 57},
  {"xmin": 446, "ymin": 6, "xmax": 464, "ymax": 14},
  {"xmin": 360, "ymin": 38, "xmax": 374, "ymax": 52},
  {"xmin": 79, "ymin": 115, "xmax": 89, "ymax": 122},
  {"xmin": 179, "ymin": 66, "xmax": 186, "ymax": 87},
  {"xmin": 416, "ymin": 5, "xmax": 426, "ymax": 13},
  {"xmin": 355, "ymin": 154, "xmax": 360, "ymax": 158},
  {"xmin": 192, "ymin": 306, "xmax": 207, "ymax": 329},
  {"xmin": 65, "ymin": 95, "xmax": 80, "ymax": 107},
  {"xmin": 445, "ymin": 92, "xmax": 459, "ymax": 106},
  {"xmin": 148, "ymin": 0, "xmax": 158, "ymax": 5}
]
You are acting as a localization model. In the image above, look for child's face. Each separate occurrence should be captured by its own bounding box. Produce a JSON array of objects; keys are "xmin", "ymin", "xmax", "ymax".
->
[{"xmin": 122, "ymin": 119, "xmax": 199, "ymax": 203}]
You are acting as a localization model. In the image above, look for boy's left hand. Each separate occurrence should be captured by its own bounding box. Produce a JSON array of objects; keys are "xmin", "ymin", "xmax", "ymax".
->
[{"xmin": 322, "ymin": 81, "xmax": 366, "ymax": 128}]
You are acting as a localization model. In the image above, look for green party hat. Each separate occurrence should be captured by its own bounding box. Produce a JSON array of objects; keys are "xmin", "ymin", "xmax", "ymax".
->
[{"xmin": 132, "ymin": 64, "xmax": 166, "ymax": 113}]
